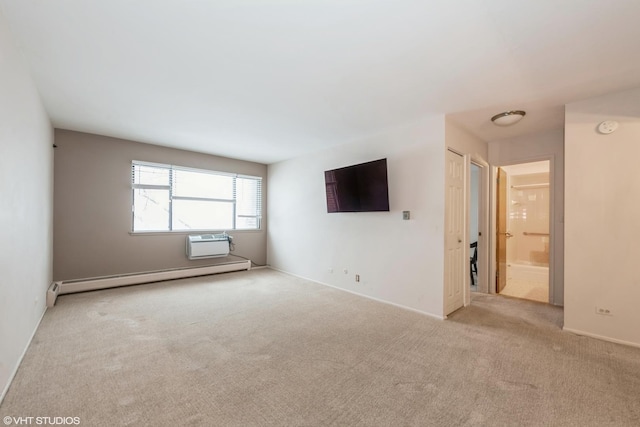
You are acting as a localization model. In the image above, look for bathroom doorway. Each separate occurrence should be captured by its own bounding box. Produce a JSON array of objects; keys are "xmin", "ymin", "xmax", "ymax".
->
[{"xmin": 496, "ymin": 160, "xmax": 550, "ymax": 303}]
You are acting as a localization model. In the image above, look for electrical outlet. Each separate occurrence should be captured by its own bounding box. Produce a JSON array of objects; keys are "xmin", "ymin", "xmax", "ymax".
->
[
  {"xmin": 355, "ymin": 274, "xmax": 360, "ymax": 282},
  {"xmin": 595, "ymin": 306, "xmax": 612, "ymax": 316}
]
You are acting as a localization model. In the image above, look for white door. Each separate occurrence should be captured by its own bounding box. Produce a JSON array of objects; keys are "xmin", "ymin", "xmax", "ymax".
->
[{"xmin": 444, "ymin": 150, "xmax": 465, "ymax": 315}]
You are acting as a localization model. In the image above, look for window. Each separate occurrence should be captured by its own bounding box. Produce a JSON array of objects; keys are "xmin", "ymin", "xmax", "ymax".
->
[{"xmin": 132, "ymin": 161, "xmax": 262, "ymax": 232}]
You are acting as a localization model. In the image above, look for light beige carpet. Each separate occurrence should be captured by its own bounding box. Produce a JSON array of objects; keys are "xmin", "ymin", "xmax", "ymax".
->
[{"xmin": 1, "ymin": 269, "xmax": 640, "ymax": 426}]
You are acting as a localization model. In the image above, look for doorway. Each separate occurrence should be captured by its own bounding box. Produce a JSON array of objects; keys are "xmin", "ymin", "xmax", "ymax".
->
[
  {"xmin": 496, "ymin": 161, "xmax": 550, "ymax": 303},
  {"xmin": 470, "ymin": 163, "xmax": 481, "ymax": 293}
]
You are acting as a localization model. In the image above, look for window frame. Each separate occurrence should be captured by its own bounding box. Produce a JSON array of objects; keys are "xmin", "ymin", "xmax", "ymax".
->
[{"xmin": 131, "ymin": 160, "xmax": 262, "ymax": 233}]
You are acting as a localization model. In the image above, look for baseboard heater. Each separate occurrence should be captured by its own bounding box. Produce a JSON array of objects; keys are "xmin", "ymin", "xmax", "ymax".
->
[{"xmin": 47, "ymin": 260, "xmax": 251, "ymax": 306}]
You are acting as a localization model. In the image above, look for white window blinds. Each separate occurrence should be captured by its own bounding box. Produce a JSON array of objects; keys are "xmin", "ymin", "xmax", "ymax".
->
[{"xmin": 132, "ymin": 161, "xmax": 262, "ymax": 232}]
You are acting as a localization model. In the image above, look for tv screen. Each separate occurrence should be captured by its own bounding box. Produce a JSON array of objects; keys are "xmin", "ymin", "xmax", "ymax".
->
[{"xmin": 324, "ymin": 158, "xmax": 390, "ymax": 213}]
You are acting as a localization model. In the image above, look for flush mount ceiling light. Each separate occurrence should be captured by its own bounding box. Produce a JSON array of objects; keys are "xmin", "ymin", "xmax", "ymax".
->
[{"xmin": 491, "ymin": 110, "xmax": 526, "ymax": 126}]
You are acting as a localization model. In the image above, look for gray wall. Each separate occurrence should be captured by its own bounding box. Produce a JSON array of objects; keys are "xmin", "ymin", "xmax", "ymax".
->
[
  {"xmin": 0, "ymin": 13, "xmax": 53, "ymax": 400},
  {"xmin": 54, "ymin": 130, "xmax": 267, "ymax": 281}
]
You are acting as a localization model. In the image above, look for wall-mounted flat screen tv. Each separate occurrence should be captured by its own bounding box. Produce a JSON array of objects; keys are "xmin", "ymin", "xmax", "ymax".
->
[{"xmin": 324, "ymin": 158, "xmax": 390, "ymax": 213}]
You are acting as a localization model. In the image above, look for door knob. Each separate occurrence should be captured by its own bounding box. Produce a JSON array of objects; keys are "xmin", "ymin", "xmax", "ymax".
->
[{"xmin": 500, "ymin": 232, "xmax": 513, "ymax": 238}]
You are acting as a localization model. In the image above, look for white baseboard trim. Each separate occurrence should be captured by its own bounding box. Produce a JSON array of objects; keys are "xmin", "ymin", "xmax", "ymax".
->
[
  {"xmin": 1, "ymin": 307, "xmax": 47, "ymax": 404},
  {"xmin": 562, "ymin": 327, "xmax": 640, "ymax": 349},
  {"xmin": 268, "ymin": 267, "xmax": 445, "ymax": 320},
  {"xmin": 58, "ymin": 261, "xmax": 251, "ymax": 296}
]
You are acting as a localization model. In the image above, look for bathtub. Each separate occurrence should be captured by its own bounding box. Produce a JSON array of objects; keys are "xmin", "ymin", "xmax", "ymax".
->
[
  {"xmin": 503, "ymin": 263, "xmax": 549, "ymax": 303},
  {"xmin": 507, "ymin": 263, "xmax": 548, "ymax": 286}
]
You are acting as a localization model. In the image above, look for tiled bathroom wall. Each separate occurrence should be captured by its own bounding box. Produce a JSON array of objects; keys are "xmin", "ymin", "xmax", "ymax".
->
[{"xmin": 508, "ymin": 172, "xmax": 549, "ymax": 267}]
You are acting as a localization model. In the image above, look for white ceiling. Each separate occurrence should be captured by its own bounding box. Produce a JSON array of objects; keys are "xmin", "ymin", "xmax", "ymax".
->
[{"xmin": 2, "ymin": 0, "xmax": 640, "ymax": 164}]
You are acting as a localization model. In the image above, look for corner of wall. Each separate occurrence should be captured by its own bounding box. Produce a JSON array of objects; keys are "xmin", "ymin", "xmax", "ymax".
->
[{"xmin": 0, "ymin": 12, "xmax": 53, "ymax": 403}]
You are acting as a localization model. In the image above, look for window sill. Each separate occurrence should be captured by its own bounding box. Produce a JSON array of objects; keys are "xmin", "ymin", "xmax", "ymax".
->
[{"xmin": 129, "ymin": 229, "xmax": 263, "ymax": 236}]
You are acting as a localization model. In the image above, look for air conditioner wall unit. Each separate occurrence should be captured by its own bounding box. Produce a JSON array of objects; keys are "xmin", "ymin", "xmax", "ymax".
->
[{"xmin": 186, "ymin": 234, "xmax": 230, "ymax": 260}]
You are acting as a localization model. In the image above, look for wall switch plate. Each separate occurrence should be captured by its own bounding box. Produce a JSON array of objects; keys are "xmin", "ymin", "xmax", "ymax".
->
[
  {"xmin": 402, "ymin": 211, "xmax": 410, "ymax": 220},
  {"xmin": 355, "ymin": 274, "xmax": 360, "ymax": 282}
]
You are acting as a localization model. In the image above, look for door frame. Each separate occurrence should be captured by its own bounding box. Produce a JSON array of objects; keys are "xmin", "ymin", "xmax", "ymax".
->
[
  {"xmin": 496, "ymin": 167, "xmax": 509, "ymax": 294},
  {"xmin": 488, "ymin": 155, "xmax": 556, "ymax": 304},
  {"xmin": 467, "ymin": 155, "xmax": 490, "ymax": 303}
]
